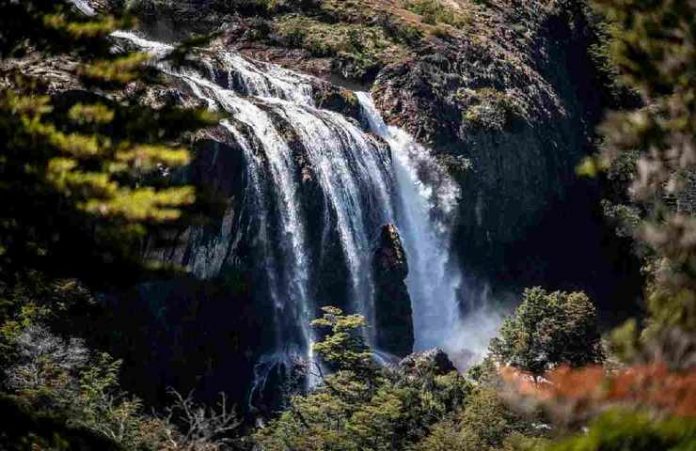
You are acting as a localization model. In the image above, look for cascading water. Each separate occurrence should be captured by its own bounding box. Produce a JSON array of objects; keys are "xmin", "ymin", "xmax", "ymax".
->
[
  {"xmin": 356, "ymin": 93, "xmax": 499, "ymax": 364},
  {"xmin": 68, "ymin": 0, "xmax": 96, "ymax": 16},
  {"xmin": 269, "ymin": 102, "xmax": 395, "ymax": 341},
  {"xmin": 113, "ymin": 32, "xmax": 319, "ymax": 395},
  {"xmin": 179, "ymin": 75, "xmax": 320, "ymax": 392},
  {"xmin": 176, "ymin": 64, "xmax": 397, "ymax": 381},
  {"xmin": 112, "ymin": 31, "xmax": 499, "ymax": 402}
]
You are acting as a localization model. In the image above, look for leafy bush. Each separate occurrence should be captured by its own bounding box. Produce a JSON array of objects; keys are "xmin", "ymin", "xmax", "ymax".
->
[
  {"xmin": 413, "ymin": 388, "xmax": 546, "ymax": 451},
  {"xmin": 3, "ymin": 322, "xmax": 239, "ymax": 450},
  {"xmin": 490, "ymin": 288, "xmax": 604, "ymax": 377},
  {"xmin": 550, "ymin": 409, "xmax": 696, "ymax": 451},
  {"xmin": 404, "ymin": 0, "xmax": 470, "ymax": 28}
]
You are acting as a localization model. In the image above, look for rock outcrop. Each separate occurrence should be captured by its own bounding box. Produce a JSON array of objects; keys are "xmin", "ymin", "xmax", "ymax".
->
[
  {"xmin": 399, "ymin": 348, "xmax": 457, "ymax": 376},
  {"xmin": 370, "ymin": 1, "xmax": 616, "ymax": 276},
  {"xmin": 372, "ymin": 224, "xmax": 413, "ymax": 357}
]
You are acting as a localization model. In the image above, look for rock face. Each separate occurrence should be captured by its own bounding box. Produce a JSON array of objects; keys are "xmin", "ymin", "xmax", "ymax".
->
[
  {"xmin": 108, "ymin": 0, "xmax": 634, "ymax": 304},
  {"xmin": 144, "ymin": 127, "xmax": 250, "ymax": 279},
  {"xmin": 371, "ymin": 2, "xmax": 615, "ymax": 277},
  {"xmin": 372, "ymin": 224, "xmax": 413, "ymax": 357}
]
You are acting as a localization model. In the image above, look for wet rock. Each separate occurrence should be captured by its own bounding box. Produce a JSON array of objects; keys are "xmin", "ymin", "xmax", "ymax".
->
[
  {"xmin": 239, "ymin": 45, "xmax": 333, "ymax": 80},
  {"xmin": 313, "ymin": 86, "xmax": 361, "ymax": 122},
  {"xmin": 372, "ymin": 224, "xmax": 413, "ymax": 357},
  {"xmin": 144, "ymin": 127, "xmax": 248, "ymax": 279},
  {"xmin": 399, "ymin": 348, "xmax": 457, "ymax": 376}
]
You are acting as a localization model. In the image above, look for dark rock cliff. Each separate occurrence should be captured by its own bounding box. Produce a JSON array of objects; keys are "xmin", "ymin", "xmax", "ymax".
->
[{"xmin": 371, "ymin": 2, "xmax": 611, "ymax": 269}]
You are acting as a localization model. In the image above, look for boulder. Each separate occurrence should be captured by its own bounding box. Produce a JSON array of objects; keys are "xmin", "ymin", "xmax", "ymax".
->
[{"xmin": 399, "ymin": 348, "xmax": 457, "ymax": 376}]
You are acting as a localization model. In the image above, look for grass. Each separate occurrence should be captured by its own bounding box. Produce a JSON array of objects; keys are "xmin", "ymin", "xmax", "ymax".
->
[
  {"xmin": 272, "ymin": 14, "xmax": 411, "ymax": 79},
  {"xmin": 403, "ymin": 0, "xmax": 471, "ymax": 28}
]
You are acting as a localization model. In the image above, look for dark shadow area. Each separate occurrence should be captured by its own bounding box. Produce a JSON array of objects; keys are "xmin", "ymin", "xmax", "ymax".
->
[{"xmin": 487, "ymin": 176, "xmax": 644, "ymax": 329}]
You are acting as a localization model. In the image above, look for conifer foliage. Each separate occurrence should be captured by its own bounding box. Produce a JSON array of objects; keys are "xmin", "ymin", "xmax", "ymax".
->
[{"xmin": 0, "ymin": 0, "xmax": 213, "ymax": 284}]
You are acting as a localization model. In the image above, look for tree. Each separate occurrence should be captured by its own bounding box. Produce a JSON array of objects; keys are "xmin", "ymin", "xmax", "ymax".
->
[
  {"xmin": 311, "ymin": 306, "xmax": 375, "ymax": 375},
  {"xmin": 588, "ymin": 0, "xmax": 696, "ymax": 337},
  {"xmin": 0, "ymin": 2, "xmax": 225, "ymax": 448},
  {"xmin": 254, "ymin": 307, "xmax": 472, "ymax": 450},
  {"xmin": 0, "ymin": 0, "xmax": 214, "ymax": 286},
  {"xmin": 161, "ymin": 389, "xmax": 240, "ymax": 451},
  {"xmin": 490, "ymin": 287, "xmax": 604, "ymax": 377},
  {"xmin": 412, "ymin": 388, "xmax": 548, "ymax": 451},
  {"xmin": 496, "ymin": 1, "xmax": 696, "ymax": 448}
]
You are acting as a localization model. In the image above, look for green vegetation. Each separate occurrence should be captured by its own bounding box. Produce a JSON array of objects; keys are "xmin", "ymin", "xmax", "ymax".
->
[
  {"xmin": 254, "ymin": 307, "xmax": 545, "ymax": 450},
  {"xmin": 0, "ymin": 1, "xmax": 229, "ymax": 448},
  {"xmin": 1, "ymin": 313, "xmax": 239, "ymax": 448},
  {"xmin": 550, "ymin": 409, "xmax": 696, "ymax": 451},
  {"xmin": 253, "ymin": 303, "xmax": 567, "ymax": 450},
  {"xmin": 413, "ymin": 387, "xmax": 549, "ymax": 451},
  {"xmin": 0, "ymin": 0, "xmax": 215, "ymax": 284},
  {"xmin": 586, "ymin": 0, "xmax": 696, "ymax": 337},
  {"xmin": 272, "ymin": 14, "xmax": 410, "ymax": 80},
  {"xmin": 461, "ymin": 88, "xmax": 526, "ymax": 130},
  {"xmin": 490, "ymin": 287, "xmax": 604, "ymax": 377},
  {"xmin": 551, "ymin": 0, "xmax": 696, "ymax": 447},
  {"xmin": 403, "ymin": 0, "xmax": 471, "ymax": 28}
]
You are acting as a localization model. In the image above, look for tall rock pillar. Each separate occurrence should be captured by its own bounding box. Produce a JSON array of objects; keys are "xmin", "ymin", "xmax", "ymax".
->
[{"xmin": 372, "ymin": 224, "xmax": 414, "ymax": 356}]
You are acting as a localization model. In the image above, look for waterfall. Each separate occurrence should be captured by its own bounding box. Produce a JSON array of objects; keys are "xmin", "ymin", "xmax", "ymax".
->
[
  {"xmin": 219, "ymin": 52, "xmax": 315, "ymax": 104},
  {"xmin": 268, "ymin": 102, "xmax": 395, "ymax": 341},
  {"xmin": 356, "ymin": 93, "xmax": 465, "ymax": 356},
  {"xmin": 181, "ymin": 74, "xmax": 320, "ymax": 392},
  {"xmin": 112, "ymin": 30, "xmax": 499, "ymax": 397}
]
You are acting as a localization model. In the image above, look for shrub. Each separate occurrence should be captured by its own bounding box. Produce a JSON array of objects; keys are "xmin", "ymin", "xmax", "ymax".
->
[
  {"xmin": 490, "ymin": 287, "xmax": 604, "ymax": 377},
  {"xmin": 461, "ymin": 88, "xmax": 525, "ymax": 130},
  {"xmin": 255, "ymin": 308, "xmax": 472, "ymax": 450},
  {"xmin": 404, "ymin": 0, "xmax": 470, "ymax": 28}
]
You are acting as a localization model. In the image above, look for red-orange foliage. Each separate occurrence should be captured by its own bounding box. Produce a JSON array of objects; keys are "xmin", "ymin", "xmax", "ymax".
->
[{"xmin": 500, "ymin": 363, "xmax": 696, "ymax": 420}]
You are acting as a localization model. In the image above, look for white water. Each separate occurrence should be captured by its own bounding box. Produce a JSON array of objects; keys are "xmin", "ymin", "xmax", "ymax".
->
[
  {"xmin": 219, "ymin": 52, "xmax": 314, "ymax": 105},
  {"xmin": 113, "ymin": 32, "xmax": 319, "ymax": 392},
  {"xmin": 112, "ymin": 31, "xmax": 499, "ymax": 391},
  {"xmin": 182, "ymin": 74, "xmax": 319, "ymax": 388},
  {"xmin": 68, "ymin": 0, "xmax": 96, "ymax": 16},
  {"xmin": 269, "ymin": 101, "xmax": 394, "ymax": 339},
  {"xmin": 357, "ymin": 93, "xmax": 476, "ymax": 362}
]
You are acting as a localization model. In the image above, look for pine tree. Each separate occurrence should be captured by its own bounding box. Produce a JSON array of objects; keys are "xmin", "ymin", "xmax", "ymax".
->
[{"xmin": 0, "ymin": 0, "xmax": 215, "ymax": 286}]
